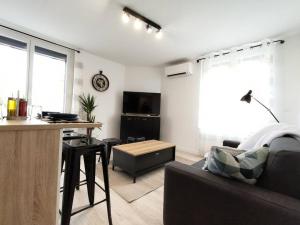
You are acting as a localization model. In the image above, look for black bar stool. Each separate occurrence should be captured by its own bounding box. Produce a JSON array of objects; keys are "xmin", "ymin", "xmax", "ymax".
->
[
  {"xmin": 61, "ymin": 137, "xmax": 112, "ymax": 225},
  {"xmin": 61, "ymin": 132, "xmax": 87, "ymax": 173},
  {"xmin": 98, "ymin": 138, "xmax": 122, "ymax": 164}
]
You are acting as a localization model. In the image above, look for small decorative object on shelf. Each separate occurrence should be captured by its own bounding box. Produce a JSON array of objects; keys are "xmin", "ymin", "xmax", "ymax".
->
[
  {"xmin": 92, "ymin": 70, "xmax": 109, "ymax": 92},
  {"xmin": 79, "ymin": 93, "xmax": 98, "ymax": 137}
]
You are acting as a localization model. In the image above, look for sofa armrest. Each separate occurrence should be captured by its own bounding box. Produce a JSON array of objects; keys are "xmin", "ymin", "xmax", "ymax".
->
[
  {"xmin": 222, "ymin": 139, "xmax": 240, "ymax": 148},
  {"xmin": 163, "ymin": 161, "xmax": 300, "ymax": 225}
]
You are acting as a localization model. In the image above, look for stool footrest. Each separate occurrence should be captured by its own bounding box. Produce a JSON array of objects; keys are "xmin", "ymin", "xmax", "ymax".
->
[
  {"xmin": 59, "ymin": 199, "xmax": 106, "ymax": 216},
  {"xmin": 59, "ymin": 180, "xmax": 107, "ymax": 216},
  {"xmin": 71, "ymin": 198, "xmax": 107, "ymax": 216}
]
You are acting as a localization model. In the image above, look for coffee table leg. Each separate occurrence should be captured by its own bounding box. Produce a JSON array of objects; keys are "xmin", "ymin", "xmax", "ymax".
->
[{"xmin": 133, "ymin": 177, "xmax": 136, "ymax": 183}]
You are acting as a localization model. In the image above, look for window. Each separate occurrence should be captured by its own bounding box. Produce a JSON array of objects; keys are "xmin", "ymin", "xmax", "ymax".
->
[
  {"xmin": 198, "ymin": 45, "xmax": 276, "ymax": 153},
  {"xmin": 0, "ymin": 35, "xmax": 28, "ymax": 101},
  {"xmin": 0, "ymin": 28, "xmax": 74, "ymax": 113},
  {"xmin": 32, "ymin": 46, "xmax": 67, "ymax": 112}
]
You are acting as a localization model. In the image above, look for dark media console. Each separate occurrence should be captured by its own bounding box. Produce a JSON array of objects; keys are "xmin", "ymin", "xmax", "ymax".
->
[
  {"xmin": 121, "ymin": 91, "xmax": 161, "ymax": 143},
  {"xmin": 120, "ymin": 114, "xmax": 160, "ymax": 143}
]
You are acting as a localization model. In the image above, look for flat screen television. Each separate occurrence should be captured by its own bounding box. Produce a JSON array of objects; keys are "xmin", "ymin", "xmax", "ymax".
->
[{"xmin": 122, "ymin": 91, "xmax": 161, "ymax": 115}]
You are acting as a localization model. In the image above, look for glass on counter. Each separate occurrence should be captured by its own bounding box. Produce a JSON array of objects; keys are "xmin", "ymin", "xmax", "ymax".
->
[{"xmin": 28, "ymin": 105, "xmax": 42, "ymax": 120}]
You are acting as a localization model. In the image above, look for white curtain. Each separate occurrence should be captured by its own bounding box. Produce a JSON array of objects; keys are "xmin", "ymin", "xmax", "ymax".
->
[{"xmin": 198, "ymin": 43, "xmax": 277, "ymax": 154}]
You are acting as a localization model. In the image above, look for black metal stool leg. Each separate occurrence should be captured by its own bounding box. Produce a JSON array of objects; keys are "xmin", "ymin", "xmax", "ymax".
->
[
  {"xmin": 61, "ymin": 152, "xmax": 81, "ymax": 225},
  {"xmin": 83, "ymin": 152, "xmax": 96, "ymax": 206},
  {"xmin": 75, "ymin": 165, "xmax": 80, "ymax": 190},
  {"xmin": 107, "ymin": 143, "xmax": 112, "ymax": 165},
  {"xmin": 101, "ymin": 150, "xmax": 113, "ymax": 225},
  {"xmin": 61, "ymin": 153, "xmax": 65, "ymax": 173}
]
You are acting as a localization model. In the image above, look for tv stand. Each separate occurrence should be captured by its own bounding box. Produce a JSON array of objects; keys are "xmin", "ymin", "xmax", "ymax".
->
[
  {"xmin": 120, "ymin": 114, "xmax": 160, "ymax": 143},
  {"xmin": 122, "ymin": 113, "xmax": 160, "ymax": 117}
]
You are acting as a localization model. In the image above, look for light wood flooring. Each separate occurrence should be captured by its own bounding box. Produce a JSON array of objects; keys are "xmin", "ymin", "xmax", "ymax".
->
[{"xmin": 62, "ymin": 151, "xmax": 202, "ymax": 225}]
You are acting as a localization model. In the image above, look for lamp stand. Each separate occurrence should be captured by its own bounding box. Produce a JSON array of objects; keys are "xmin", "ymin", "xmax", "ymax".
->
[{"xmin": 252, "ymin": 96, "xmax": 280, "ymax": 123}]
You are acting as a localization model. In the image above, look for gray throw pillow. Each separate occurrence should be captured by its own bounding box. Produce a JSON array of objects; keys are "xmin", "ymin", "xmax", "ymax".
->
[
  {"xmin": 202, "ymin": 146, "xmax": 245, "ymax": 170},
  {"xmin": 206, "ymin": 146, "xmax": 269, "ymax": 184}
]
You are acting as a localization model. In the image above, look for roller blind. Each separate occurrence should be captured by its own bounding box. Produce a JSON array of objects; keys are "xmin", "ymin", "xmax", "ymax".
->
[
  {"xmin": 0, "ymin": 35, "xmax": 27, "ymax": 49},
  {"xmin": 35, "ymin": 46, "xmax": 67, "ymax": 61}
]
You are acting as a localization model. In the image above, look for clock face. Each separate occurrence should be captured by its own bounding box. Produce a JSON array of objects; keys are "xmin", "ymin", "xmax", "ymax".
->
[{"xmin": 92, "ymin": 72, "xmax": 109, "ymax": 92}]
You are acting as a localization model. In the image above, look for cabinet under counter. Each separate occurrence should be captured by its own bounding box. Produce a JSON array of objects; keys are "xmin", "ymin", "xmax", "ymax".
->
[{"xmin": 0, "ymin": 119, "xmax": 101, "ymax": 225}]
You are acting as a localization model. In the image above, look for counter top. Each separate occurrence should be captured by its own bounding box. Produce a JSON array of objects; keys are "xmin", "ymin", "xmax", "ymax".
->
[{"xmin": 0, "ymin": 119, "xmax": 102, "ymax": 131}]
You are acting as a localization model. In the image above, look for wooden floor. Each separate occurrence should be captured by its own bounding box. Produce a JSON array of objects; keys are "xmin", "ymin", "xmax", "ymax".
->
[{"xmin": 63, "ymin": 151, "xmax": 202, "ymax": 225}]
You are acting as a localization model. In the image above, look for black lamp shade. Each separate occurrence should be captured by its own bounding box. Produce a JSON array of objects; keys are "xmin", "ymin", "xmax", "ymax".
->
[{"xmin": 241, "ymin": 90, "xmax": 252, "ymax": 103}]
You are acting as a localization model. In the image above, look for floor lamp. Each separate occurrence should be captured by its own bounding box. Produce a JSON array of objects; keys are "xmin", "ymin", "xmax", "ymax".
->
[{"xmin": 240, "ymin": 90, "xmax": 280, "ymax": 123}]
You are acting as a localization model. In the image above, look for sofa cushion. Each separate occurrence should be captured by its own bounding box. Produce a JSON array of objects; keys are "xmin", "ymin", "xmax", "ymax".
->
[
  {"xmin": 257, "ymin": 137, "xmax": 300, "ymax": 199},
  {"xmin": 206, "ymin": 146, "xmax": 269, "ymax": 184},
  {"xmin": 202, "ymin": 146, "xmax": 245, "ymax": 169}
]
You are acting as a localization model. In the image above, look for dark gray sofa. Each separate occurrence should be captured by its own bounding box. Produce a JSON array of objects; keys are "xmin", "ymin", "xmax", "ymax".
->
[{"xmin": 163, "ymin": 137, "xmax": 300, "ymax": 225}]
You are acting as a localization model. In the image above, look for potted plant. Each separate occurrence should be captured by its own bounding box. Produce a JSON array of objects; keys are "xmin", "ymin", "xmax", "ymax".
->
[{"xmin": 79, "ymin": 93, "xmax": 97, "ymax": 137}]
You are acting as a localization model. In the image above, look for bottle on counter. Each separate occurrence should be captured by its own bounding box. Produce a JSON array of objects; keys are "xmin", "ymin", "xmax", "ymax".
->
[
  {"xmin": 18, "ymin": 98, "xmax": 27, "ymax": 117},
  {"xmin": 7, "ymin": 97, "xmax": 17, "ymax": 118}
]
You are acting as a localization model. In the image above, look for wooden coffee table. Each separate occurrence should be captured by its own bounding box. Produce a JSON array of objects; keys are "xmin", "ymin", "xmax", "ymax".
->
[{"xmin": 112, "ymin": 140, "xmax": 176, "ymax": 183}]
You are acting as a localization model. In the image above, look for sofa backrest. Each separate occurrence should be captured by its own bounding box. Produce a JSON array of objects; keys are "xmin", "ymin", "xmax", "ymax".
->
[{"xmin": 257, "ymin": 136, "xmax": 300, "ymax": 200}]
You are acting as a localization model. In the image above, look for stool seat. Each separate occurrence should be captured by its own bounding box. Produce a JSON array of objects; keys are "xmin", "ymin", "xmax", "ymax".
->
[
  {"xmin": 61, "ymin": 132, "xmax": 87, "ymax": 174},
  {"xmin": 103, "ymin": 137, "xmax": 122, "ymax": 143},
  {"xmin": 63, "ymin": 137, "xmax": 104, "ymax": 150},
  {"xmin": 63, "ymin": 132, "xmax": 87, "ymax": 141},
  {"xmin": 61, "ymin": 137, "xmax": 112, "ymax": 225},
  {"xmin": 98, "ymin": 138, "xmax": 122, "ymax": 164}
]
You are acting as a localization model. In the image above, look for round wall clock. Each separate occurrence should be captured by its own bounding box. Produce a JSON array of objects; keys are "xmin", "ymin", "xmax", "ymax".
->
[{"xmin": 92, "ymin": 70, "xmax": 109, "ymax": 92}]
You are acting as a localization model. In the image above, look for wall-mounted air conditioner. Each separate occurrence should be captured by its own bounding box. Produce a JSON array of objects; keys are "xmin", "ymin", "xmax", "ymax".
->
[{"xmin": 165, "ymin": 62, "xmax": 193, "ymax": 78}]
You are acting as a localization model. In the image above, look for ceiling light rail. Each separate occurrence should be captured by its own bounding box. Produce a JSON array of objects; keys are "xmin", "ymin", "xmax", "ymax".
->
[
  {"xmin": 196, "ymin": 39, "xmax": 284, "ymax": 63},
  {"xmin": 122, "ymin": 7, "xmax": 162, "ymax": 38}
]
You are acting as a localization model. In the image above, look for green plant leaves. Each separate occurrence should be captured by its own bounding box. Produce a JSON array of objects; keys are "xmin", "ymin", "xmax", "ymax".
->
[{"xmin": 79, "ymin": 93, "xmax": 97, "ymax": 122}]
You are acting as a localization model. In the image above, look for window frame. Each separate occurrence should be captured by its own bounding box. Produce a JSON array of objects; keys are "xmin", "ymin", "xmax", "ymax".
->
[{"xmin": 0, "ymin": 26, "xmax": 74, "ymax": 113}]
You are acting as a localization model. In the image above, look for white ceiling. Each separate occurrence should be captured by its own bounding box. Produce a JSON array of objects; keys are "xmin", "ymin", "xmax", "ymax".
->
[{"xmin": 0, "ymin": 0, "xmax": 300, "ymax": 66}]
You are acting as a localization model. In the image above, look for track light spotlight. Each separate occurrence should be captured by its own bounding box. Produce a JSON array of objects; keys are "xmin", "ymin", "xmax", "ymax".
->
[
  {"xmin": 146, "ymin": 25, "xmax": 153, "ymax": 34},
  {"xmin": 134, "ymin": 19, "xmax": 142, "ymax": 30},
  {"xmin": 156, "ymin": 30, "xmax": 162, "ymax": 39},
  {"xmin": 122, "ymin": 12, "xmax": 130, "ymax": 24}
]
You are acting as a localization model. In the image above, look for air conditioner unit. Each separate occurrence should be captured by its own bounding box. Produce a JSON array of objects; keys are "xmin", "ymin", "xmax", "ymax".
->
[{"xmin": 165, "ymin": 62, "xmax": 193, "ymax": 78}]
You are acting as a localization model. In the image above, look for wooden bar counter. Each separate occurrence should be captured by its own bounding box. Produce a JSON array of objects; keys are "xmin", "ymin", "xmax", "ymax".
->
[{"xmin": 0, "ymin": 119, "xmax": 101, "ymax": 225}]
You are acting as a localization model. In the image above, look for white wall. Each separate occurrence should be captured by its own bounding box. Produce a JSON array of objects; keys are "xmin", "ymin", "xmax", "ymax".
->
[
  {"xmin": 124, "ymin": 66, "xmax": 162, "ymax": 93},
  {"xmin": 160, "ymin": 63, "xmax": 200, "ymax": 154},
  {"xmin": 73, "ymin": 50, "xmax": 125, "ymax": 139},
  {"xmin": 275, "ymin": 32, "xmax": 300, "ymax": 127}
]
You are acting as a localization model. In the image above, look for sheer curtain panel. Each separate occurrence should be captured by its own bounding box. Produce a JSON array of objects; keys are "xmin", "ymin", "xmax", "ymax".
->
[{"xmin": 198, "ymin": 43, "xmax": 278, "ymax": 154}]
